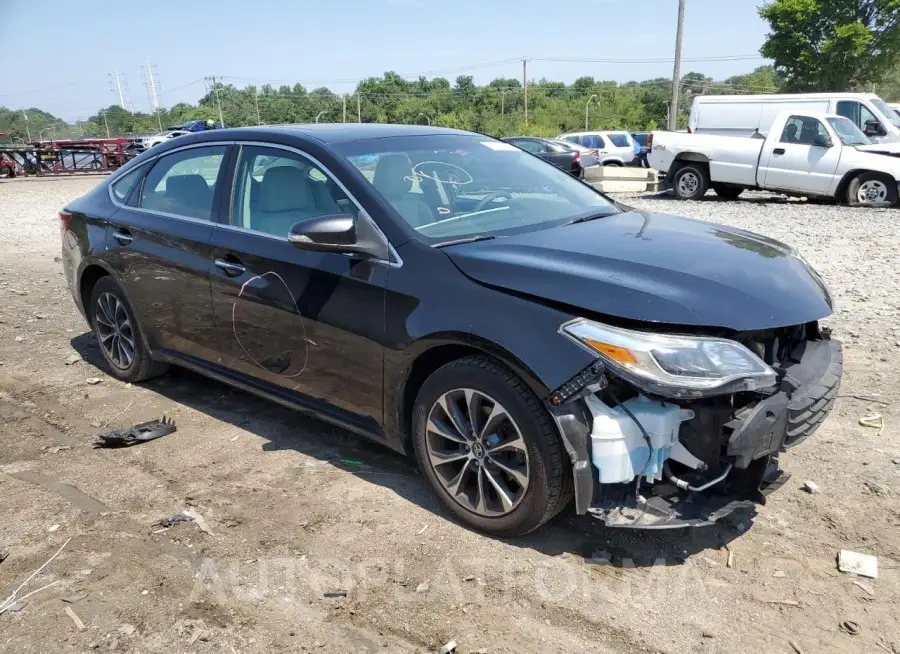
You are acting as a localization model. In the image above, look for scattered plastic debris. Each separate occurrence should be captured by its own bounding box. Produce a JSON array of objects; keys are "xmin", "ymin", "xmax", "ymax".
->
[
  {"xmin": 65, "ymin": 606, "xmax": 85, "ymax": 630},
  {"xmin": 773, "ymin": 570, "xmax": 786, "ymax": 578},
  {"xmin": 4, "ymin": 601, "xmax": 26, "ymax": 612},
  {"xmin": 183, "ymin": 507, "xmax": 215, "ymax": 537},
  {"xmin": 340, "ymin": 458, "xmax": 364, "ymax": 467},
  {"xmin": 153, "ymin": 513, "xmax": 193, "ymax": 529},
  {"xmin": 840, "ymin": 620, "xmax": 861, "ymax": 636},
  {"xmin": 838, "ymin": 550, "xmax": 878, "ymax": 579},
  {"xmin": 42, "ymin": 445, "xmax": 71, "ymax": 454},
  {"xmin": 415, "ymin": 580, "xmax": 430, "ymax": 593},
  {"xmin": 118, "ymin": 624, "xmax": 136, "ymax": 636},
  {"xmin": 765, "ymin": 599, "xmax": 800, "ymax": 607},
  {"xmin": 416, "ymin": 525, "xmax": 428, "ymax": 536},
  {"xmin": 852, "ymin": 580, "xmax": 874, "ymax": 595},
  {"xmin": 0, "ymin": 550, "xmax": 8, "ymax": 565},
  {"xmin": 859, "ymin": 413, "xmax": 885, "ymax": 436},
  {"xmin": 788, "ymin": 640, "xmax": 805, "ymax": 654},
  {"xmin": 438, "ymin": 640, "xmax": 458, "ymax": 654},
  {"xmin": 61, "ymin": 591, "xmax": 87, "ymax": 604},
  {"xmin": 65, "ymin": 354, "xmax": 82, "ymax": 365},
  {"xmin": 802, "ymin": 481, "xmax": 819, "ymax": 494},
  {"xmin": 95, "ymin": 416, "xmax": 176, "ymax": 448},
  {"xmin": 85, "ymin": 378, "xmax": 102, "ymax": 385},
  {"xmin": 47, "ymin": 525, "xmax": 60, "ymax": 533}
]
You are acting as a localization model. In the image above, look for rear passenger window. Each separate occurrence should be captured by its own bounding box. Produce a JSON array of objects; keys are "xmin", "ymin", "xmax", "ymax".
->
[
  {"xmin": 583, "ymin": 135, "xmax": 606, "ymax": 149},
  {"xmin": 564, "ymin": 135, "xmax": 582, "ymax": 145},
  {"xmin": 607, "ymin": 133, "xmax": 630, "ymax": 147},
  {"xmin": 514, "ymin": 140, "xmax": 544, "ymax": 154},
  {"xmin": 138, "ymin": 146, "xmax": 226, "ymax": 220},
  {"xmin": 231, "ymin": 146, "xmax": 354, "ymax": 238},
  {"xmin": 110, "ymin": 164, "xmax": 147, "ymax": 204}
]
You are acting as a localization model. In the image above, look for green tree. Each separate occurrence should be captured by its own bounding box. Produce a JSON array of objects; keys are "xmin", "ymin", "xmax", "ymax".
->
[{"xmin": 759, "ymin": 0, "xmax": 900, "ymax": 91}]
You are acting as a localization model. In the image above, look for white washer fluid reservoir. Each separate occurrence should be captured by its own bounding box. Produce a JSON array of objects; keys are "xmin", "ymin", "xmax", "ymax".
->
[{"xmin": 585, "ymin": 394, "xmax": 694, "ymax": 484}]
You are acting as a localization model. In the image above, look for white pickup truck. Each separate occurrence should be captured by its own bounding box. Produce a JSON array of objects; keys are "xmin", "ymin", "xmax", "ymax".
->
[{"xmin": 648, "ymin": 110, "xmax": 900, "ymax": 206}]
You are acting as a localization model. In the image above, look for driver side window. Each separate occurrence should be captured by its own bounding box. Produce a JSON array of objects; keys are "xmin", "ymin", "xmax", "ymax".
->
[{"xmin": 231, "ymin": 146, "xmax": 355, "ymax": 238}]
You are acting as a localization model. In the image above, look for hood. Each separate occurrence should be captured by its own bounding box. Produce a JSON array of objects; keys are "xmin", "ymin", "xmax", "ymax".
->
[
  {"xmin": 856, "ymin": 142, "xmax": 900, "ymax": 158},
  {"xmin": 444, "ymin": 210, "xmax": 833, "ymax": 331}
]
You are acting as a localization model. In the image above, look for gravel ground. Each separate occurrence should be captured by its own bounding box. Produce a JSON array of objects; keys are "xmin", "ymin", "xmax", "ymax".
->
[{"xmin": 0, "ymin": 178, "xmax": 898, "ymax": 654}]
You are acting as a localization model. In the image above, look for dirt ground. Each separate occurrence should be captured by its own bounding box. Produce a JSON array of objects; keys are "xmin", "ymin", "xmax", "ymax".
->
[{"xmin": 0, "ymin": 177, "xmax": 898, "ymax": 654}]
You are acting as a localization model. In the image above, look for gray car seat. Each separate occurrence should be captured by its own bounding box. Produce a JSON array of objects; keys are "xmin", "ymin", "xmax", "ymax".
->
[
  {"xmin": 372, "ymin": 154, "xmax": 434, "ymax": 228},
  {"xmin": 164, "ymin": 174, "xmax": 212, "ymax": 219},
  {"xmin": 253, "ymin": 166, "xmax": 322, "ymax": 236}
]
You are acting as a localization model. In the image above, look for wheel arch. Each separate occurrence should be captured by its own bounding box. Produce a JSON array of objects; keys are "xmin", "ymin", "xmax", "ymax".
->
[
  {"xmin": 394, "ymin": 334, "xmax": 553, "ymax": 455},
  {"xmin": 674, "ymin": 152, "xmax": 711, "ymax": 165},
  {"xmin": 834, "ymin": 168, "xmax": 894, "ymax": 201},
  {"xmin": 78, "ymin": 260, "xmax": 154, "ymax": 354}
]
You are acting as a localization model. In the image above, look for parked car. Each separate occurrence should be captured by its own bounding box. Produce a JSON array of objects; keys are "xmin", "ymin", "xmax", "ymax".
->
[
  {"xmin": 0, "ymin": 153, "xmax": 17, "ymax": 178},
  {"xmin": 143, "ymin": 130, "xmax": 190, "ymax": 149},
  {"xmin": 501, "ymin": 137, "xmax": 583, "ymax": 177},
  {"xmin": 168, "ymin": 119, "xmax": 222, "ymax": 133},
  {"xmin": 557, "ymin": 131, "xmax": 636, "ymax": 166},
  {"xmin": 61, "ymin": 124, "xmax": 841, "ymax": 535},
  {"xmin": 689, "ymin": 92, "xmax": 900, "ymax": 147},
  {"xmin": 550, "ymin": 140, "xmax": 601, "ymax": 168},
  {"xmin": 649, "ymin": 109, "xmax": 900, "ymax": 205},
  {"xmin": 631, "ymin": 132, "xmax": 650, "ymax": 167}
]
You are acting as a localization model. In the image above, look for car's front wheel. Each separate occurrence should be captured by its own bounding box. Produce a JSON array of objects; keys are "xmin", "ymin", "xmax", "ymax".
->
[
  {"xmin": 412, "ymin": 356, "xmax": 570, "ymax": 536},
  {"xmin": 89, "ymin": 276, "xmax": 168, "ymax": 383}
]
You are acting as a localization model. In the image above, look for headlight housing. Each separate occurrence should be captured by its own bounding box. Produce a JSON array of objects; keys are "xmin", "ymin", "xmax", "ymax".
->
[{"xmin": 561, "ymin": 319, "xmax": 777, "ymax": 398}]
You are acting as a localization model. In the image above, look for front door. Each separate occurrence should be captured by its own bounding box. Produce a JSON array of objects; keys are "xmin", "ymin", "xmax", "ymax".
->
[
  {"xmin": 760, "ymin": 115, "xmax": 840, "ymax": 195},
  {"xmin": 105, "ymin": 144, "xmax": 230, "ymax": 364},
  {"xmin": 208, "ymin": 144, "xmax": 387, "ymax": 430}
]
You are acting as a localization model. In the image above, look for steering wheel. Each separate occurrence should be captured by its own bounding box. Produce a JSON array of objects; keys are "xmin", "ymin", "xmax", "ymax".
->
[{"xmin": 473, "ymin": 191, "xmax": 511, "ymax": 213}]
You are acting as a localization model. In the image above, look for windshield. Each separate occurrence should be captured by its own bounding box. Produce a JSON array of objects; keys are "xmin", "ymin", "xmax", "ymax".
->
[
  {"xmin": 334, "ymin": 134, "xmax": 617, "ymax": 243},
  {"xmin": 870, "ymin": 97, "xmax": 900, "ymax": 129},
  {"xmin": 826, "ymin": 117, "xmax": 871, "ymax": 146}
]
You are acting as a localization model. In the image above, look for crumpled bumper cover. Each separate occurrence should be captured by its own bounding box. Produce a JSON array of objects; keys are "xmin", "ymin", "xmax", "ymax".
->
[{"xmin": 573, "ymin": 338, "xmax": 842, "ymax": 529}]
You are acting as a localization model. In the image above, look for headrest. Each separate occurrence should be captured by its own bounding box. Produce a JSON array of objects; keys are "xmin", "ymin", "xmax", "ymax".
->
[{"xmin": 260, "ymin": 166, "xmax": 315, "ymax": 213}]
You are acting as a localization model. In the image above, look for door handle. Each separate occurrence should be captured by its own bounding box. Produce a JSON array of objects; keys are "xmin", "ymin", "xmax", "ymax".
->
[
  {"xmin": 214, "ymin": 258, "xmax": 246, "ymax": 276},
  {"xmin": 112, "ymin": 229, "xmax": 133, "ymax": 245},
  {"xmin": 773, "ymin": 148, "xmax": 786, "ymax": 155}
]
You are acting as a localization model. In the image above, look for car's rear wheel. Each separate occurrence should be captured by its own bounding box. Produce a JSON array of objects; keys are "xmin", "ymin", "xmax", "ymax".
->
[
  {"xmin": 89, "ymin": 276, "xmax": 168, "ymax": 383},
  {"xmin": 847, "ymin": 172, "xmax": 898, "ymax": 207},
  {"xmin": 412, "ymin": 355, "xmax": 569, "ymax": 536},
  {"xmin": 671, "ymin": 163, "xmax": 710, "ymax": 200}
]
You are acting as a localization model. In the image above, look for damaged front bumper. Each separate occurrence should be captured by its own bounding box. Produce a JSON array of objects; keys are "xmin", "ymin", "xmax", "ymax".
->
[{"xmin": 550, "ymin": 337, "xmax": 843, "ymax": 529}]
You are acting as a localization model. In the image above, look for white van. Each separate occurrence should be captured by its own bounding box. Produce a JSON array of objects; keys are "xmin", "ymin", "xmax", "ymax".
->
[{"xmin": 689, "ymin": 93, "xmax": 900, "ymax": 144}]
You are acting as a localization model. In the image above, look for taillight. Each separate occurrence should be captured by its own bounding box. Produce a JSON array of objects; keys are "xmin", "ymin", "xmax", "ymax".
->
[
  {"xmin": 59, "ymin": 210, "xmax": 72, "ymax": 236},
  {"xmin": 574, "ymin": 151, "xmax": 581, "ymax": 162},
  {"xmin": 687, "ymin": 127, "xmax": 693, "ymax": 134},
  {"xmin": 647, "ymin": 134, "xmax": 654, "ymax": 149}
]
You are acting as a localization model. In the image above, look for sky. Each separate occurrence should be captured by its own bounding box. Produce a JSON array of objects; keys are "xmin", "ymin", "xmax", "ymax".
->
[{"xmin": 0, "ymin": 0, "xmax": 771, "ymax": 121}]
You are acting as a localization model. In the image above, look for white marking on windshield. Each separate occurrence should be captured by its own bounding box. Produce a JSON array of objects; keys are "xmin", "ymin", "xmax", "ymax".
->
[{"xmin": 415, "ymin": 206, "xmax": 510, "ymax": 231}]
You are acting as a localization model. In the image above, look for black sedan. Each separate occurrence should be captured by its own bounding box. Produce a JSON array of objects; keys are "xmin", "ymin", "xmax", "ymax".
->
[
  {"xmin": 61, "ymin": 124, "xmax": 841, "ymax": 536},
  {"xmin": 501, "ymin": 136, "xmax": 584, "ymax": 177}
]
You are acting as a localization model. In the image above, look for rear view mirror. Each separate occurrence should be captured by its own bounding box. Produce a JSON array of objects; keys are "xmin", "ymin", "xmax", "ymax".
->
[
  {"xmin": 864, "ymin": 119, "xmax": 886, "ymax": 137},
  {"xmin": 288, "ymin": 212, "xmax": 390, "ymax": 261}
]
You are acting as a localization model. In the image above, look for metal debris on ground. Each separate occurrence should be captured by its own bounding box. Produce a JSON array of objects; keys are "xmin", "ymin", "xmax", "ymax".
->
[
  {"xmin": 94, "ymin": 416, "xmax": 176, "ymax": 448},
  {"xmin": 323, "ymin": 590, "xmax": 348, "ymax": 598},
  {"xmin": 438, "ymin": 640, "xmax": 457, "ymax": 654},
  {"xmin": 65, "ymin": 606, "xmax": 85, "ymax": 630},
  {"xmin": 838, "ymin": 550, "xmax": 878, "ymax": 579},
  {"xmin": 802, "ymin": 481, "xmax": 820, "ymax": 494},
  {"xmin": 859, "ymin": 413, "xmax": 885, "ymax": 436}
]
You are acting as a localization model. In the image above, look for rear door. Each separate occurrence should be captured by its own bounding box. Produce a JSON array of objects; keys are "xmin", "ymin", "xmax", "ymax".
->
[
  {"xmin": 761, "ymin": 115, "xmax": 840, "ymax": 194},
  {"xmin": 105, "ymin": 143, "xmax": 230, "ymax": 364},
  {"xmin": 207, "ymin": 143, "xmax": 387, "ymax": 430}
]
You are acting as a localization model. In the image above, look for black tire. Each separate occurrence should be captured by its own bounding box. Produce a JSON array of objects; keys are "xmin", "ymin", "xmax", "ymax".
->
[
  {"xmin": 412, "ymin": 355, "xmax": 570, "ymax": 537},
  {"xmin": 846, "ymin": 172, "xmax": 898, "ymax": 207},
  {"xmin": 88, "ymin": 276, "xmax": 168, "ymax": 383},
  {"xmin": 0, "ymin": 166, "xmax": 10, "ymax": 179},
  {"xmin": 671, "ymin": 163, "xmax": 710, "ymax": 200},
  {"xmin": 603, "ymin": 161, "xmax": 623, "ymax": 167},
  {"xmin": 712, "ymin": 183, "xmax": 744, "ymax": 200}
]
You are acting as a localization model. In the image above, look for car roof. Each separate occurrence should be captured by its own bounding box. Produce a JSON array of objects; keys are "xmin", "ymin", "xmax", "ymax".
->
[{"xmin": 196, "ymin": 123, "xmax": 473, "ymax": 144}]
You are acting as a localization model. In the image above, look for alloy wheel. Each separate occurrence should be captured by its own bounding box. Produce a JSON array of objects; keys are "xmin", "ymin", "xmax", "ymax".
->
[
  {"xmin": 94, "ymin": 292, "xmax": 135, "ymax": 370},
  {"xmin": 857, "ymin": 179, "xmax": 888, "ymax": 204},
  {"xmin": 424, "ymin": 388, "xmax": 530, "ymax": 517}
]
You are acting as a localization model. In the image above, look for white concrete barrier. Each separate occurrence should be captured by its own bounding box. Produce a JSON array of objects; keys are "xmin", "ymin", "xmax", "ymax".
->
[{"xmin": 586, "ymin": 166, "xmax": 658, "ymax": 193}]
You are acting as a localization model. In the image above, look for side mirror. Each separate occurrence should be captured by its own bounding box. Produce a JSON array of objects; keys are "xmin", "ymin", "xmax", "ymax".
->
[
  {"xmin": 288, "ymin": 212, "xmax": 390, "ymax": 261},
  {"xmin": 864, "ymin": 119, "xmax": 886, "ymax": 137}
]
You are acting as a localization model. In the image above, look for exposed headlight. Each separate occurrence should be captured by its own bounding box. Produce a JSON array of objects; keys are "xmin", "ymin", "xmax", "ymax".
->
[{"xmin": 560, "ymin": 319, "xmax": 777, "ymax": 398}]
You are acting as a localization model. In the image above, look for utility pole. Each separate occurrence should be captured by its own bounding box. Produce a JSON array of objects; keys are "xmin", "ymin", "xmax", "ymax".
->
[
  {"xmin": 585, "ymin": 94, "xmax": 598, "ymax": 130},
  {"xmin": 254, "ymin": 88, "xmax": 261, "ymax": 125},
  {"xmin": 342, "ymin": 95, "xmax": 347, "ymax": 123},
  {"xmin": 501, "ymin": 89, "xmax": 505, "ymax": 116},
  {"xmin": 668, "ymin": 0, "xmax": 686, "ymax": 131},
  {"xmin": 206, "ymin": 75, "xmax": 225, "ymax": 127},
  {"xmin": 357, "ymin": 94, "xmax": 361, "ymax": 123},
  {"xmin": 523, "ymin": 59, "xmax": 529, "ymax": 126},
  {"xmin": 21, "ymin": 110, "xmax": 31, "ymax": 142},
  {"xmin": 143, "ymin": 58, "xmax": 163, "ymax": 130}
]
